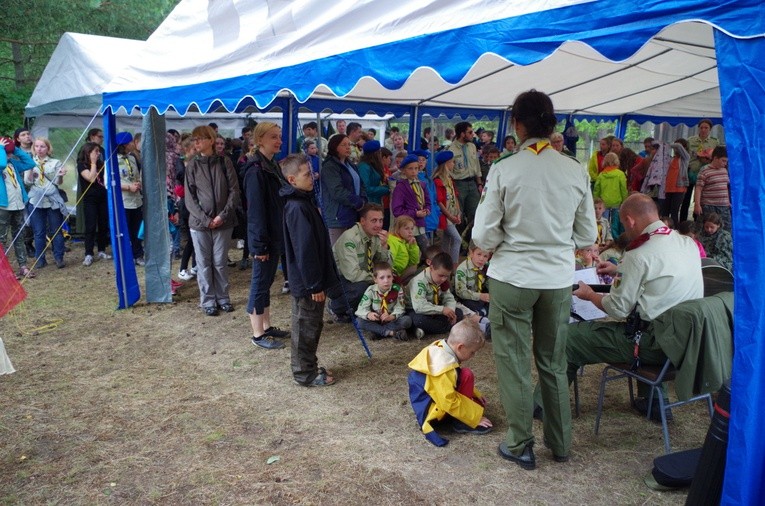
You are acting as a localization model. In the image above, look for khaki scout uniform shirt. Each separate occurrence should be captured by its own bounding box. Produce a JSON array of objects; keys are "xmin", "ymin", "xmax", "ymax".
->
[
  {"xmin": 455, "ymin": 257, "xmax": 487, "ymax": 301},
  {"xmin": 355, "ymin": 283, "xmax": 406, "ymax": 319},
  {"xmin": 333, "ymin": 223, "xmax": 392, "ymax": 283},
  {"xmin": 473, "ymin": 137, "xmax": 597, "ymax": 289},
  {"xmin": 407, "ymin": 269, "xmax": 457, "ymax": 315},
  {"xmin": 603, "ymin": 221, "xmax": 704, "ymax": 321},
  {"xmin": 448, "ymin": 139, "xmax": 481, "ymax": 181}
]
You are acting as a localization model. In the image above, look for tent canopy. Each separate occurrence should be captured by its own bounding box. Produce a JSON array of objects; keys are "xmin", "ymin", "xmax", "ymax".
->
[
  {"xmin": 97, "ymin": 2, "xmax": 765, "ymax": 504},
  {"xmin": 103, "ymin": 0, "xmax": 757, "ymax": 125},
  {"xmin": 25, "ymin": 33, "xmax": 144, "ymax": 118}
]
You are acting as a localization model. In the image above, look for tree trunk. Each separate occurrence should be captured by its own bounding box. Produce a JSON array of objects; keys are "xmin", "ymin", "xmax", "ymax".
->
[{"xmin": 11, "ymin": 42, "xmax": 25, "ymax": 89}]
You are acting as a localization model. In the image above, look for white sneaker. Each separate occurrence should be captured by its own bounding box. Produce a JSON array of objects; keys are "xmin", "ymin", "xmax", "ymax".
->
[
  {"xmin": 178, "ymin": 269, "xmax": 195, "ymax": 281},
  {"xmin": 236, "ymin": 239, "xmax": 245, "ymax": 249},
  {"xmin": 415, "ymin": 327, "xmax": 425, "ymax": 340},
  {"xmin": 82, "ymin": 255, "xmax": 93, "ymax": 266},
  {"xmin": 189, "ymin": 266, "xmax": 197, "ymax": 275},
  {"xmin": 281, "ymin": 281, "xmax": 290, "ymax": 294},
  {"xmin": 97, "ymin": 251, "xmax": 112, "ymax": 260},
  {"xmin": 135, "ymin": 257, "xmax": 146, "ymax": 266}
]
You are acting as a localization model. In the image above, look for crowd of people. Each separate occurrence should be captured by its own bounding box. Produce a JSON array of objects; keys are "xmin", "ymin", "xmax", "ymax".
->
[{"xmin": 0, "ymin": 94, "xmax": 733, "ymax": 467}]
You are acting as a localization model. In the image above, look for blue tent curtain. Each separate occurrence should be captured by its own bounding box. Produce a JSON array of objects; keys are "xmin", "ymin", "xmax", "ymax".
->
[
  {"xmin": 104, "ymin": 110, "xmax": 140, "ymax": 308},
  {"xmin": 715, "ymin": 29, "xmax": 765, "ymax": 506}
]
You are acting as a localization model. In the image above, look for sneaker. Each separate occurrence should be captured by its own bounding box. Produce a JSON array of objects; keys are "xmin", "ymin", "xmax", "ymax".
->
[
  {"xmin": 170, "ymin": 279, "xmax": 183, "ymax": 289},
  {"xmin": 97, "ymin": 251, "xmax": 111, "ymax": 260},
  {"xmin": 415, "ymin": 327, "xmax": 425, "ymax": 340},
  {"xmin": 82, "ymin": 255, "xmax": 94, "ymax": 266},
  {"xmin": 281, "ymin": 281, "xmax": 290, "ymax": 294},
  {"xmin": 236, "ymin": 239, "xmax": 245, "ymax": 249},
  {"xmin": 203, "ymin": 306, "xmax": 219, "ymax": 317},
  {"xmin": 178, "ymin": 269, "xmax": 195, "ymax": 281},
  {"xmin": 189, "ymin": 266, "xmax": 198, "ymax": 276},
  {"xmin": 55, "ymin": 259, "xmax": 66, "ymax": 269},
  {"xmin": 251, "ymin": 335, "xmax": 285, "ymax": 350},
  {"xmin": 219, "ymin": 303, "xmax": 235, "ymax": 313},
  {"xmin": 134, "ymin": 257, "xmax": 146, "ymax": 266},
  {"xmin": 264, "ymin": 326, "xmax": 289, "ymax": 338},
  {"xmin": 394, "ymin": 329, "xmax": 410, "ymax": 341}
]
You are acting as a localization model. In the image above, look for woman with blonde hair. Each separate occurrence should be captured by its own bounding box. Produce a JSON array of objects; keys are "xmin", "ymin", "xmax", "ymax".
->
[
  {"xmin": 26, "ymin": 137, "xmax": 67, "ymax": 268},
  {"xmin": 243, "ymin": 122, "xmax": 290, "ymax": 349}
]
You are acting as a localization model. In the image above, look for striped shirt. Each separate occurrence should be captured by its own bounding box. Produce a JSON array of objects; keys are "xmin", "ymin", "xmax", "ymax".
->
[{"xmin": 696, "ymin": 165, "xmax": 730, "ymax": 207}]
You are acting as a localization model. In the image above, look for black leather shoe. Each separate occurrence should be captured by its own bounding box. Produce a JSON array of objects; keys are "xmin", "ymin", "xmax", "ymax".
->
[
  {"xmin": 633, "ymin": 397, "xmax": 674, "ymax": 422},
  {"xmin": 498, "ymin": 442, "xmax": 536, "ymax": 470},
  {"xmin": 543, "ymin": 438, "xmax": 569, "ymax": 463}
]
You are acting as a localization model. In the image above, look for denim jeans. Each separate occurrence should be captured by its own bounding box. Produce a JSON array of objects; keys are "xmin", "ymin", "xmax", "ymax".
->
[{"xmin": 29, "ymin": 206, "xmax": 66, "ymax": 264}]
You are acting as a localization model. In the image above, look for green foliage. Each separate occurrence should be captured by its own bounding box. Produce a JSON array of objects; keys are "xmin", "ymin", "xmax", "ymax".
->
[{"xmin": 0, "ymin": 0, "xmax": 180, "ymax": 129}]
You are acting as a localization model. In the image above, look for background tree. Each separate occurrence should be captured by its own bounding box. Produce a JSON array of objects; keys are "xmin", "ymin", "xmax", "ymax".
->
[{"xmin": 0, "ymin": 0, "xmax": 180, "ymax": 134}]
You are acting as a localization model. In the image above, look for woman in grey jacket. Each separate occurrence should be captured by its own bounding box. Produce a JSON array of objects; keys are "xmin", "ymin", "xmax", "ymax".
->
[{"xmin": 184, "ymin": 126, "xmax": 241, "ymax": 316}]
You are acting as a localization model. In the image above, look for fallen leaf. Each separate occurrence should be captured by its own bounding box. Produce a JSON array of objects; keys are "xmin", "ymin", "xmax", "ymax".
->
[{"xmin": 266, "ymin": 455, "xmax": 280, "ymax": 465}]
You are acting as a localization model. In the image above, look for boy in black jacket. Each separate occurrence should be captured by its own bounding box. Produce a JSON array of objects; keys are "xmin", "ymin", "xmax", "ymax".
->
[{"xmin": 280, "ymin": 154, "xmax": 339, "ymax": 386}]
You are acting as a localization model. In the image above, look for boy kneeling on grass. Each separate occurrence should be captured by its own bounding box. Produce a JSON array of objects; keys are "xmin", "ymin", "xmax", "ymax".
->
[
  {"xmin": 355, "ymin": 261, "xmax": 413, "ymax": 340},
  {"xmin": 281, "ymin": 154, "xmax": 339, "ymax": 387},
  {"xmin": 407, "ymin": 320, "xmax": 493, "ymax": 446}
]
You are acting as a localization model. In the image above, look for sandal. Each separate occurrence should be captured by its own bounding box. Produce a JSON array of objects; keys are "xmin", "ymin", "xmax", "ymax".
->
[{"xmin": 297, "ymin": 369, "xmax": 336, "ymax": 387}]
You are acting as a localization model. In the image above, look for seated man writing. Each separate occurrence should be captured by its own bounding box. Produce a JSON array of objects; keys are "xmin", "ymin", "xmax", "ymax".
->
[{"xmin": 547, "ymin": 194, "xmax": 704, "ymax": 421}]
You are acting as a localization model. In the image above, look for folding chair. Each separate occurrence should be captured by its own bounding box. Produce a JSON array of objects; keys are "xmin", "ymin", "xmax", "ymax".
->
[
  {"xmin": 594, "ymin": 358, "xmax": 714, "ymax": 453},
  {"xmin": 593, "ymin": 261, "xmax": 733, "ymax": 454}
]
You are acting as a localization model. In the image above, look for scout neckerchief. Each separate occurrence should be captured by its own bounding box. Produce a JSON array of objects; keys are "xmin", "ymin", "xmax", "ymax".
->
[
  {"xmin": 37, "ymin": 159, "xmax": 47, "ymax": 183},
  {"xmin": 427, "ymin": 271, "xmax": 450, "ymax": 305},
  {"xmin": 122, "ymin": 154, "xmax": 135, "ymax": 180},
  {"xmin": 472, "ymin": 263, "xmax": 485, "ymax": 292},
  {"xmin": 410, "ymin": 179, "xmax": 424, "ymax": 209},
  {"xmin": 365, "ymin": 238, "xmax": 373, "ymax": 273},
  {"xmin": 378, "ymin": 285, "xmax": 400, "ymax": 315},
  {"xmin": 5, "ymin": 164, "xmax": 18, "ymax": 188},
  {"xmin": 597, "ymin": 221, "xmax": 605, "ymax": 245},
  {"xmin": 524, "ymin": 140, "xmax": 552, "ymax": 155},
  {"xmin": 626, "ymin": 226, "xmax": 672, "ymax": 251}
]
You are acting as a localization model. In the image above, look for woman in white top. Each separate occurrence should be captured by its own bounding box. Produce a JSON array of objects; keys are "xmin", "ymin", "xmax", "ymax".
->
[{"xmin": 26, "ymin": 137, "xmax": 67, "ymax": 268}]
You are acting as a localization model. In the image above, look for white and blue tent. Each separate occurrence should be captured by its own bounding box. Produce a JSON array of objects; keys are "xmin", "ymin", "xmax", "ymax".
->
[{"xmin": 101, "ymin": 1, "xmax": 764, "ymax": 501}]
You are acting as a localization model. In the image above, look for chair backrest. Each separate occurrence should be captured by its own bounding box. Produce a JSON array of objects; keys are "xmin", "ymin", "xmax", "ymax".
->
[{"xmin": 701, "ymin": 258, "xmax": 733, "ymax": 297}]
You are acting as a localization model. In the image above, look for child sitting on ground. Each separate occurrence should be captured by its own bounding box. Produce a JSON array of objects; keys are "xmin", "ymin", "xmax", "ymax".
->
[
  {"xmin": 594, "ymin": 198, "xmax": 613, "ymax": 252},
  {"xmin": 455, "ymin": 242, "xmax": 490, "ymax": 315},
  {"xmin": 575, "ymin": 244, "xmax": 600, "ymax": 270},
  {"xmin": 387, "ymin": 215, "xmax": 421, "ymax": 285},
  {"xmin": 407, "ymin": 251, "xmax": 475, "ymax": 338},
  {"xmin": 677, "ymin": 220, "xmax": 707, "ymax": 258},
  {"xmin": 355, "ymin": 262, "xmax": 413, "ymax": 340},
  {"xmin": 407, "ymin": 319, "xmax": 492, "ymax": 446}
]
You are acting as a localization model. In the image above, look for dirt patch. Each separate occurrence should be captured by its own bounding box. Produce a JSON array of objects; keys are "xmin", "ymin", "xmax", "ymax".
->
[{"xmin": 1, "ymin": 243, "xmax": 707, "ymax": 504}]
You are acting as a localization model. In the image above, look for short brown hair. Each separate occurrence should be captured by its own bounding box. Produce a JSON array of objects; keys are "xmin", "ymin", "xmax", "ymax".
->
[{"xmin": 359, "ymin": 203, "xmax": 384, "ymax": 219}]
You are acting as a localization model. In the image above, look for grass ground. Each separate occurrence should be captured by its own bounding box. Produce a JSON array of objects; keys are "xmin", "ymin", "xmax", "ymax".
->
[{"xmin": 0, "ymin": 242, "xmax": 710, "ymax": 505}]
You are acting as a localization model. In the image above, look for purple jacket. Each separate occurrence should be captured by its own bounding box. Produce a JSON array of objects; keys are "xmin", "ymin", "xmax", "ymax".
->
[{"xmin": 392, "ymin": 178, "xmax": 431, "ymax": 228}]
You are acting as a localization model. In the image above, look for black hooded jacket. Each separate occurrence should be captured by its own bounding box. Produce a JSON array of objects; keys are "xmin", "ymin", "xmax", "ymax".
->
[{"xmin": 280, "ymin": 184, "xmax": 340, "ymax": 298}]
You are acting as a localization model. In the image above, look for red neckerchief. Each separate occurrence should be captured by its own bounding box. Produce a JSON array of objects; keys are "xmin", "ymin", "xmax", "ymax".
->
[{"xmin": 626, "ymin": 226, "xmax": 672, "ymax": 251}]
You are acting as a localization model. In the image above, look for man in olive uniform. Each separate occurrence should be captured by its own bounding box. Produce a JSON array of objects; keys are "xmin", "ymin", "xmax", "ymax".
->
[
  {"xmin": 329, "ymin": 203, "xmax": 392, "ymax": 321},
  {"xmin": 564, "ymin": 194, "xmax": 703, "ymax": 417}
]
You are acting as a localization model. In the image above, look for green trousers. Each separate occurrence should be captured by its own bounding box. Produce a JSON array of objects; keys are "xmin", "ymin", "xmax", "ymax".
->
[{"xmin": 489, "ymin": 279, "xmax": 572, "ymax": 457}]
